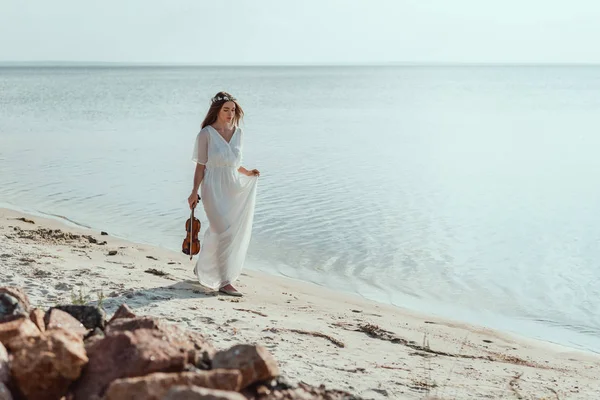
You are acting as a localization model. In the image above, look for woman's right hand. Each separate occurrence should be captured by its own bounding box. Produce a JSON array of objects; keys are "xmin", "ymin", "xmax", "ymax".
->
[{"xmin": 188, "ymin": 192, "xmax": 199, "ymax": 210}]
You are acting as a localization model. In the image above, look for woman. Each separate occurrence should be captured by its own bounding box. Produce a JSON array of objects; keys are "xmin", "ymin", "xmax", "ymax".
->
[{"xmin": 188, "ymin": 92, "xmax": 260, "ymax": 297}]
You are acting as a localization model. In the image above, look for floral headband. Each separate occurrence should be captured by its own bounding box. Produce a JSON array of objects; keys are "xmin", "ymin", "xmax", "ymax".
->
[{"xmin": 212, "ymin": 95, "xmax": 236, "ymax": 103}]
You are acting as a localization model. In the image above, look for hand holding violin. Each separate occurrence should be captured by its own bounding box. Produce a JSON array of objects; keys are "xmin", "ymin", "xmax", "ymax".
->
[{"xmin": 188, "ymin": 192, "xmax": 199, "ymax": 210}]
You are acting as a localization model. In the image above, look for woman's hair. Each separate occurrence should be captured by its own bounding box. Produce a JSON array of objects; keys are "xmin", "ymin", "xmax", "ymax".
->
[{"xmin": 201, "ymin": 91, "xmax": 244, "ymax": 129}]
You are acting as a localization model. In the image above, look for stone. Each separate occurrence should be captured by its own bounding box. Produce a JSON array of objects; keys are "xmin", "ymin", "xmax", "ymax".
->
[
  {"xmin": 0, "ymin": 317, "xmax": 40, "ymax": 350},
  {"xmin": 0, "ymin": 287, "xmax": 31, "ymax": 313},
  {"xmin": 9, "ymin": 329, "xmax": 88, "ymax": 400},
  {"xmin": 0, "ymin": 383, "xmax": 13, "ymax": 400},
  {"xmin": 0, "ymin": 294, "xmax": 27, "ymax": 322},
  {"xmin": 52, "ymin": 305, "xmax": 106, "ymax": 330},
  {"xmin": 29, "ymin": 309, "xmax": 46, "ymax": 332},
  {"xmin": 106, "ymin": 317, "xmax": 215, "ymax": 367},
  {"xmin": 108, "ymin": 303, "xmax": 136, "ymax": 324},
  {"xmin": 0, "ymin": 342, "xmax": 8, "ymax": 384},
  {"xmin": 104, "ymin": 370, "xmax": 242, "ymax": 400},
  {"xmin": 44, "ymin": 309, "xmax": 88, "ymax": 338},
  {"xmin": 212, "ymin": 345, "xmax": 279, "ymax": 389},
  {"xmin": 163, "ymin": 386, "xmax": 246, "ymax": 400},
  {"xmin": 71, "ymin": 329, "xmax": 189, "ymax": 400}
]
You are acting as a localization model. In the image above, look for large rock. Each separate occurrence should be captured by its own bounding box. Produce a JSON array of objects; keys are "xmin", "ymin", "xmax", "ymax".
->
[
  {"xmin": 0, "ymin": 294, "xmax": 27, "ymax": 322},
  {"xmin": 212, "ymin": 345, "xmax": 279, "ymax": 389},
  {"xmin": 108, "ymin": 303, "xmax": 136, "ymax": 324},
  {"xmin": 0, "ymin": 383, "xmax": 13, "ymax": 400},
  {"xmin": 104, "ymin": 370, "xmax": 243, "ymax": 400},
  {"xmin": 70, "ymin": 329, "xmax": 189, "ymax": 400},
  {"xmin": 0, "ymin": 317, "xmax": 40, "ymax": 350},
  {"xmin": 44, "ymin": 309, "xmax": 88, "ymax": 338},
  {"xmin": 106, "ymin": 317, "xmax": 215, "ymax": 368},
  {"xmin": 0, "ymin": 342, "xmax": 8, "ymax": 384},
  {"xmin": 52, "ymin": 305, "xmax": 106, "ymax": 330},
  {"xmin": 9, "ymin": 328, "xmax": 88, "ymax": 400},
  {"xmin": 163, "ymin": 386, "xmax": 246, "ymax": 400},
  {"xmin": 0, "ymin": 287, "xmax": 30, "ymax": 314},
  {"xmin": 29, "ymin": 309, "xmax": 45, "ymax": 332}
]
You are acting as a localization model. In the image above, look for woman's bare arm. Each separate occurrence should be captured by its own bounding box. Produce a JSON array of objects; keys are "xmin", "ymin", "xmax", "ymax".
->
[{"xmin": 188, "ymin": 164, "xmax": 206, "ymax": 209}]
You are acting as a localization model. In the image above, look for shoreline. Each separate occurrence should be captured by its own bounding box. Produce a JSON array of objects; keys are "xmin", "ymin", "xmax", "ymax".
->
[
  {"xmin": 1, "ymin": 206, "xmax": 599, "ymax": 399},
  {"xmin": 5, "ymin": 201, "xmax": 598, "ymax": 356}
]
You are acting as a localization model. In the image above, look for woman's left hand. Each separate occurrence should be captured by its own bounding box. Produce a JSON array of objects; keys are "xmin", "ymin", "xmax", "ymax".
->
[{"xmin": 248, "ymin": 169, "xmax": 260, "ymax": 177}]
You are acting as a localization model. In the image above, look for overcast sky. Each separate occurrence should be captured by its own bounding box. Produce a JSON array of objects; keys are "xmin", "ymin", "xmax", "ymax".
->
[{"xmin": 1, "ymin": 0, "xmax": 598, "ymax": 64}]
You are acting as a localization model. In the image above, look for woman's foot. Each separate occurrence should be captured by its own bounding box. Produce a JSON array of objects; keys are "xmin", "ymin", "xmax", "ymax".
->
[{"xmin": 219, "ymin": 284, "xmax": 243, "ymax": 297}]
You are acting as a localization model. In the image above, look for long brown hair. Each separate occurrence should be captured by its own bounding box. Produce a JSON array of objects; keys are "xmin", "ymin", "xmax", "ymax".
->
[{"xmin": 201, "ymin": 91, "xmax": 244, "ymax": 129}]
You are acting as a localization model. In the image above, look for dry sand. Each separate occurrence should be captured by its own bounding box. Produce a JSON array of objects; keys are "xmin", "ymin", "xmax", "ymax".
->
[{"xmin": 1, "ymin": 207, "xmax": 598, "ymax": 399}]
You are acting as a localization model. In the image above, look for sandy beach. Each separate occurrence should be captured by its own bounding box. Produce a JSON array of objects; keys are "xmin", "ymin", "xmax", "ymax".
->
[{"xmin": 1, "ymin": 207, "xmax": 598, "ymax": 399}]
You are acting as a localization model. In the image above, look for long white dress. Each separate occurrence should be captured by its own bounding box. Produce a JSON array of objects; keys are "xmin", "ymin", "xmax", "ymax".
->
[{"xmin": 192, "ymin": 125, "xmax": 258, "ymax": 289}]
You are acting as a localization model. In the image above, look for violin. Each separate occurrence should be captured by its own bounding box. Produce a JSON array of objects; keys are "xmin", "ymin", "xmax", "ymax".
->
[{"xmin": 182, "ymin": 195, "xmax": 201, "ymax": 260}]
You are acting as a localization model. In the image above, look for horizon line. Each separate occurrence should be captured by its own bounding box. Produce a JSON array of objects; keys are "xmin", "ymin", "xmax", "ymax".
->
[{"xmin": 1, "ymin": 60, "xmax": 600, "ymax": 67}]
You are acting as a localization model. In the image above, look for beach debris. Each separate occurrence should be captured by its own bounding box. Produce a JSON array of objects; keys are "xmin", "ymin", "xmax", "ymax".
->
[
  {"xmin": 233, "ymin": 308, "xmax": 268, "ymax": 317},
  {"xmin": 336, "ymin": 322, "xmax": 545, "ymax": 369},
  {"xmin": 101, "ymin": 231, "xmax": 108, "ymax": 236},
  {"xmin": 108, "ymin": 250, "xmax": 118, "ymax": 256},
  {"xmin": 14, "ymin": 217, "xmax": 34, "ymax": 224},
  {"xmin": 264, "ymin": 327, "xmax": 345, "ymax": 348},
  {"xmin": 144, "ymin": 268, "xmax": 168, "ymax": 277},
  {"xmin": 85, "ymin": 235, "xmax": 98, "ymax": 244},
  {"xmin": 146, "ymin": 255, "xmax": 159, "ymax": 260}
]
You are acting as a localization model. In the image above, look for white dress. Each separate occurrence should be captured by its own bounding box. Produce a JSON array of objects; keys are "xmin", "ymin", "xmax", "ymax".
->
[{"xmin": 192, "ymin": 125, "xmax": 258, "ymax": 289}]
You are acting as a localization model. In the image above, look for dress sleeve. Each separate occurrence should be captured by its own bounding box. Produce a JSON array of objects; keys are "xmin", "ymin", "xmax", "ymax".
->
[{"xmin": 192, "ymin": 129, "xmax": 209, "ymax": 165}]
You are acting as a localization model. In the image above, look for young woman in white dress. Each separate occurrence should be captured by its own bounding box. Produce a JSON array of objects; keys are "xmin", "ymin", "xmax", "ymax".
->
[{"xmin": 188, "ymin": 92, "xmax": 260, "ymax": 297}]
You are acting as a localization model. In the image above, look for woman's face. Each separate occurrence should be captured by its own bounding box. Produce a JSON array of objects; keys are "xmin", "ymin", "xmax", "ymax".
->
[{"xmin": 218, "ymin": 101, "xmax": 236, "ymax": 125}]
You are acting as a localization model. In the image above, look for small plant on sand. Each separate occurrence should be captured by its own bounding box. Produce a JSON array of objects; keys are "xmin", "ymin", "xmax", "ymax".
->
[
  {"xmin": 96, "ymin": 289, "xmax": 105, "ymax": 311},
  {"xmin": 70, "ymin": 286, "xmax": 91, "ymax": 305}
]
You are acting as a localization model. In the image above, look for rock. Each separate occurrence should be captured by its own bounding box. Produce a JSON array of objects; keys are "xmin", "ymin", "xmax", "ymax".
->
[
  {"xmin": 0, "ymin": 288, "xmax": 30, "ymax": 314},
  {"xmin": 104, "ymin": 370, "xmax": 242, "ymax": 400},
  {"xmin": 106, "ymin": 317, "xmax": 216, "ymax": 367},
  {"xmin": 0, "ymin": 342, "xmax": 8, "ymax": 384},
  {"xmin": 0, "ymin": 383, "xmax": 13, "ymax": 400},
  {"xmin": 108, "ymin": 250, "xmax": 118, "ymax": 256},
  {"xmin": 212, "ymin": 345, "xmax": 279, "ymax": 389},
  {"xmin": 108, "ymin": 303, "xmax": 136, "ymax": 324},
  {"xmin": 29, "ymin": 309, "xmax": 46, "ymax": 332},
  {"xmin": 0, "ymin": 294, "xmax": 27, "ymax": 322},
  {"xmin": 9, "ymin": 329, "xmax": 88, "ymax": 400},
  {"xmin": 71, "ymin": 329, "xmax": 189, "ymax": 400},
  {"xmin": 52, "ymin": 304, "xmax": 106, "ymax": 330},
  {"xmin": 44, "ymin": 309, "xmax": 88, "ymax": 338},
  {"xmin": 163, "ymin": 386, "xmax": 246, "ymax": 400},
  {"xmin": 101, "ymin": 231, "xmax": 108, "ymax": 235},
  {"xmin": 0, "ymin": 317, "xmax": 40, "ymax": 350},
  {"xmin": 83, "ymin": 328, "xmax": 106, "ymax": 351}
]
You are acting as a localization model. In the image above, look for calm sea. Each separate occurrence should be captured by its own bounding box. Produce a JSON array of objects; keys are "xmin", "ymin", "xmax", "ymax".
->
[{"xmin": 1, "ymin": 65, "xmax": 599, "ymax": 352}]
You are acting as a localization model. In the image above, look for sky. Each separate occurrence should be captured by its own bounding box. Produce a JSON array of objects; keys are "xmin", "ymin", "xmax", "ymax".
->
[{"xmin": 0, "ymin": 0, "xmax": 599, "ymax": 65}]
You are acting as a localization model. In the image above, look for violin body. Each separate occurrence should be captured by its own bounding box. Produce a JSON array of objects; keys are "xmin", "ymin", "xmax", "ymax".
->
[{"xmin": 182, "ymin": 197, "xmax": 201, "ymax": 259}]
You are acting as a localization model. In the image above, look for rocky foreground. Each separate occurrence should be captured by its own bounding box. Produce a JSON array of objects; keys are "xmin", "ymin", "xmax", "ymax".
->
[{"xmin": 0, "ymin": 286, "xmax": 360, "ymax": 400}]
